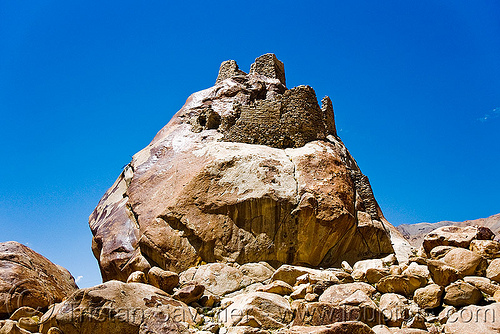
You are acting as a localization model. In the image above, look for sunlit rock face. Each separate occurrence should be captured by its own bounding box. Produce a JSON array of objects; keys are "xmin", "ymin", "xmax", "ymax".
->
[{"xmin": 89, "ymin": 53, "xmax": 405, "ymax": 282}]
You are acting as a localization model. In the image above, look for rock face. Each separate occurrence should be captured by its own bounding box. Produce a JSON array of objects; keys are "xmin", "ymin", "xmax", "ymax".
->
[
  {"xmin": 90, "ymin": 54, "xmax": 405, "ymax": 281},
  {"xmin": 0, "ymin": 241, "xmax": 78, "ymax": 317}
]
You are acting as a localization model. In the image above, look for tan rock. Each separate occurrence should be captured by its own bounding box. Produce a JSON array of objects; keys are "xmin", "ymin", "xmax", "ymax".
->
[
  {"xmin": 470, "ymin": 239, "xmax": 500, "ymax": 259},
  {"xmin": 353, "ymin": 259, "xmax": 385, "ymax": 273},
  {"xmin": 376, "ymin": 275, "xmax": 425, "ymax": 297},
  {"xmin": 422, "ymin": 225, "xmax": 494, "ymax": 254},
  {"xmin": 341, "ymin": 261, "xmax": 353, "ymax": 273},
  {"xmin": 39, "ymin": 280, "xmax": 194, "ymax": 334},
  {"xmin": 413, "ymin": 284, "xmax": 443, "ymax": 309},
  {"xmin": 271, "ymin": 265, "xmax": 338, "ymax": 286},
  {"xmin": 351, "ymin": 269, "xmax": 366, "ymax": 282},
  {"xmin": 389, "ymin": 265, "xmax": 403, "ymax": 275},
  {"xmin": 292, "ymin": 301, "xmax": 384, "ymax": 327},
  {"xmin": 286, "ymin": 322, "xmax": 376, "ymax": 334},
  {"xmin": 290, "ymin": 284, "xmax": 309, "ymax": 300},
  {"xmin": 494, "ymin": 289, "xmax": 500, "ymax": 302},
  {"xmin": 256, "ymin": 280, "xmax": 293, "ymax": 295},
  {"xmin": 226, "ymin": 326, "xmax": 270, "ymax": 334},
  {"xmin": 442, "ymin": 248, "xmax": 487, "ymax": 277},
  {"xmin": 90, "ymin": 55, "xmax": 398, "ymax": 281},
  {"xmin": 17, "ymin": 316, "xmax": 39, "ymax": 332},
  {"xmin": 305, "ymin": 293, "xmax": 319, "ymax": 302},
  {"xmin": 444, "ymin": 302, "xmax": 500, "ymax": 333},
  {"xmin": 379, "ymin": 293, "xmax": 409, "ymax": 327},
  {"xmin": 0, "ymin": 241, "xmax": 78, "ymax": 318},
  {"xmin": 318, "ymin": 283, "xmax": 376, "ymax": 304},
  {"xmin": 486, "ymin": 258, "xmax": 500, "ymax": 283},
  {"xmin": 402, "ymin": 262, "xmax": 430, "ymax": 282},
  {"xmin": 463, "ymin": 276, "xmax": 500, "ymax": 296},
  {"xmin": 127, "ymin": 270, "xmax": 148, "ymax": 284},
  {"xmin": 9, "ymin": 306, "xmax": 43, "ymax": 321},
  {"xmin": 173, "ymin": 281, "xmax": 205, "ymax": 304},
  {"xmin": 427, "ymin": 259, "xmax": 460, "ymax": 286},
  {"xmin": 366, "ymin": 268, "xmax": 390, "ymax": 284},
  {"xmin": 47, "ymin": 328, "xmax": 63, "ymax": 334},
  {"xmin": 218, "ymin": 292, "xmax": 292, "ymax": 329},
  {"xmin": 0, "ymin": 320, "xmax": 31, "ymax": 334},
  {"xmin": 147, "ymin": 266, "xmax": 179, "ymax": 293},
  {"xmin": 180, "ymin": 263, "xmax": 252, "ymax": 296},
  {"xmin": 238, "ymin": 262, "xmax": 274, "ymax": 283},
  {"xmin": 429, "ymin": 245, "xmax": 455, "ymax": 259},
  {"xmin": 406, "ymin": 313, "xmax": 427, "ymax": 330},
  {"xmin": 443, "ymin": 281, "xmax": 483, "ymax": 307}
]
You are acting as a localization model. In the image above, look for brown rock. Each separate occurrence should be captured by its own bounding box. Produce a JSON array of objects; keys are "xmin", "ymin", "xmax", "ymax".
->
[
  {"xmin": 218, "ymin": 292, "xmax": 292, "ymax": 329},
  {"xmin": 47, "ymin": 328, "xmax": 63, "ymax": 334},
  {"xmin": 413, "ymin": 284, "xmax": 443, "ymax": 309},
  {"xmin": 89, "ymin": 54, "xmax": 401, "ymax": 281},
  {"xmin": 17, "ymin": 316, "xmax": 39, "ymax": 332},
  {"xmin": 127, "ymin": 270, "xmax": 148, "ymax": 284},
  {"xmin": 366, "ymin": 268, "xmax": 390, "ymax": 284},
  {"xmin": 463, "ymin": 276, "xmax": 500, "ymax": 296},
  {"xmin": 238, "ymin": 262, "xmax": 274, "ymax": 282},
  {"xmin": 286, "ymin": 322, "xmax": 376, "ymax": 334},
  {"xmin": 429, "ymin": 245, "xmax": 455, "ymax": 259},
  {"xmin": 173, "ymin": 281, "xmax": 205, "ymax": 304},
  {"xmin": 444, "ymin": 302, "xmax": 500, "ymax": 333},
  {"xmin": 438, "ymin": 305, "xmax": 456, "ymax": 324},
  {"xmin": 407, "ymin": 313, "xmax": 427, "ymax": 330},
  {"xmin": 442, "ymin": 247, "xmax": 487, "ymax": 277},
  {"xmin": 39, "ymin": 280, "xmax": 194, "ymax": 334},
  {"xmin": 443, "ymin": 281, "xmax": 483, "ymax": 307},
  {"xmin": 470, "ymin": 239, "xmax": 500, "ymax": 259},
  {"xmin": 305, "ymin": 293, "xmax": 319, "ymax": 302},
  {"xmin": 0, "ymin": 241, "xmax": 78, "ymax": 317},
  {"xmin": 256, "ymin": 280, "xmax": 293, "ymax": 295},
  {"xmin": 379, "ymin": 293, "xmax": 409, "ymax": 327},
  {"xmin": 9, "ymin": 306, "xmax": 43, "ymax": 321},
  {"xmin": 290, "ymin": 284, "xmax": 309, "ymax": 299},
  {"xmin": 376, "ymin": 275, "xmax": 425, "ymax": 297},
  {"xmin": 147, "ymin": 266, "xmax": 179, "ymax": 293},
  {"xmin": 486, "ymin": 258, "xmax": 500, "ymax": 283},
  {"xmin": 427, "ymin": 259, "xmax": 460, "ymax": 286},
  {"xmin": 271, "ymin": 265, "xmax": 339, "ymax": 286},
  {"xmin": 319, "ymin": 283, "xmax": 376, "ymax": 304}
]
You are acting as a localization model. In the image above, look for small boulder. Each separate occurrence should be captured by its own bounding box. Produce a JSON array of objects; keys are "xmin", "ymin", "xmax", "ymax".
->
[
  {"xmin": 463, "ymin": 276, "xmax": 500, "ymax": 296},
  {"xmin": 173, "ymin": 281, "xmax": 205, "ymax": 304},
  {"xmin": 127, "ymin": 270, "xmax": 148, "ymax": 284},
  {"xmin": 290, "ymin": 284, "xmax": 308, "ymax": 300},
  {"xmin": 239, "ymin": 262, "xmax": 274, "ymax": 283},
  {"xmin": 442, "ymin": 248, "xmax": 487, "ymax": 277},
  {"xmin": 366, "ymin": 268, "xmax": 390, "ymax": 284},
  {"xmin": 379, "ymin": 293, "xmax": 409, "ymax": 327},
  {"xmin": 443, "ymin": 281, "xmax": 483, "ymax": 307},
  {"xmin": 318, "ymin": 283, "xmax": 376, "ymax": 304},
  {"xmin": 486, "ymin": 258, "xmax": 500, "ymax": 283},
  {"xmin": 470, "ymin": 239, "xmax": 500, "ymax": 259},
  {"xmin": 218, "ymin": 292, "xmax": 292, "ymax": 329},
  {"xmin": 256, "ymin": 280, "xmax": 293, "ymax": 295},
  {"xmin": 427, "ymin": 259, "xmax": 460, "ymax": 286},
  {"xmin": 376, "ymin": 275, "xmax": 424, "ymax": 297},
  {"xmin": 402, "ymin": 262, "xmax": 430, "ymax": 282},
  {"xmin": 413, "ymin": 284, "xmax": 443, "ymax": 309},
  {"xmin": 147, "ymin": 267, "xmax": 179, "ymax": 293}
]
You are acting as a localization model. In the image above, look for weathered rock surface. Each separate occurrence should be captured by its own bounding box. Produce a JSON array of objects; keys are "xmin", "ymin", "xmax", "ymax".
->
[
  {"xmin": 421, "ymin": 226, "xmax": 494, "ymax": 254},
  {"xmin": 40, "ymin": 280, "xmax": 194, "ymax": 334},
  {"xmin": 443, "ymin": 281, "xmax": 483, "ymax": 307},
  {"xmin": 441, "ymin": 248, "xmax": 487, "ymax": 277},
  {"xmin": 376, "ymin": 275, "xmax": 424, "ymax": 297},
  {"xmin": 89, "ymin": 54, "xmax": 405, "ymax": 281},
  {"xmin": 413, "ymin": 284, "xmax": 443, "ymax": 309},
  {"xmin": 218, "ymin": 292, "xmax": 292, "ymax": 329},
  {"xmin": 286, "ymin": 322, "xmax": 376, "ymax": 334},
  {"xmin": 0, "ymin": 241, "xmax": 78, "ymax": 317},
  {"xmin": 318, "ymin": 282, "xmax": 376, "ymax": 304}
]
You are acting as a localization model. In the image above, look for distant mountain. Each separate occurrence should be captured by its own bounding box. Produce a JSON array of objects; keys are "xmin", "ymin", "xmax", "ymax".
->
[{"xmin": 396, "ymin": 213, "xmax": 500, "ymax": 247}]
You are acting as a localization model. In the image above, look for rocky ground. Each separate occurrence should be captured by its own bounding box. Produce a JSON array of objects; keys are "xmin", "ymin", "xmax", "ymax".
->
[{"xmin": 3, "ymin": 224, "xmax": 500, "ymax": 333}]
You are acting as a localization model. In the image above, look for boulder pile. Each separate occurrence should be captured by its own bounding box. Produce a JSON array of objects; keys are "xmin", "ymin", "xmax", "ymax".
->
[{"xmin": 4, "ymin": 225, "xmax": 500, "ymax": 333}]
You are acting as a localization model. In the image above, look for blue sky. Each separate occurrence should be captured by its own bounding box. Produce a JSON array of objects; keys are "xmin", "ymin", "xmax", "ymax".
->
[{"xmin": 1, "ymin": 1, "xmax": 499, "ymax": 288}]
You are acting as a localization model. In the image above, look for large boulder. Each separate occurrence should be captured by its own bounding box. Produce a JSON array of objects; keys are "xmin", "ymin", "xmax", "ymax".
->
[
  {"xmin": 441, "ymin": 248, "xmax": 487, "ymax": 277},
  {"xmin": 0, "ymin": 241, "xmax": 78, "ymax": 317},
  {"xmin": 40, "ymin": 280, "xmax": 194, "ymax": 334},
  {"xmin": 89, "ymin": 54, "xmax": 403, "ymax": 281},
  {"xmin": 286, "ymin": 322, "xmax": 375, "ymax": 334},
  {"xmin": 318, "ymin": 283, "xmax": 376, "ymax": 304},
  {"xmin": 444, "ymin": 302, "xmax": 500, "ymax": 333},
  {"xmin": 443, "ymin": 281, "xmax": 483, "ymax": 307}
]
